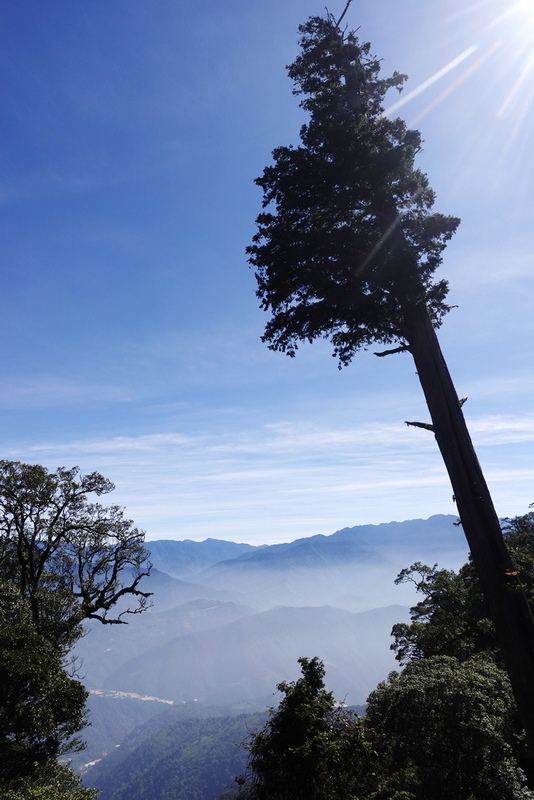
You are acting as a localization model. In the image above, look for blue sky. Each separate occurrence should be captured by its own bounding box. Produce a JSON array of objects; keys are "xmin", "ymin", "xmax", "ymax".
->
[{"xmin": 1, "ymin": 0, "xmax": 533, "ymax": 545}]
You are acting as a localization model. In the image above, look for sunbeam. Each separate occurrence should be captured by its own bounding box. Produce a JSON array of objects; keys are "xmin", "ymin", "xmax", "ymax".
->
[
  {"xmin": 406, "ymin": 41, "xmax": 501, "ymax": 126},
  {"xmin": 384, "ymin": 46, "xmax": 479, "ymax": 117},
  {"xmin": 381, "ymin": 0, "xmax": 534, "ymax": 189}
]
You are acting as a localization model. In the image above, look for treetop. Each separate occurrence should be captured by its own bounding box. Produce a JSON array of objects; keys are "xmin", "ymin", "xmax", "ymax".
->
[{"xmin": 248, "ymin": 12, "xmax": 460, "ymax": 367}]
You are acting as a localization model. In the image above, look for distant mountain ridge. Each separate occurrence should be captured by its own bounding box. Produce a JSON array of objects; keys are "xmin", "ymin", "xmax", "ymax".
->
[
  {"xmin": 186, "ymin": 515, "xmax": 467, "ymax": 610},
  {"xmin": 76, "ymin": 514, "xmax": 469, "ymax": 780},
  {"xmin": 146, "ymin": 538, "xmax": 257, "ymax": 579},
  {"xmin": 148, "ymin": 514, "xmax": 465, "ymax": 582},
  {"xmin": 202, "ymin": 534, "xmax": 379, "ymax": 572},
  {"xmin": 140, "ymin": 567, "xmax": 248, "ymax": 611}
]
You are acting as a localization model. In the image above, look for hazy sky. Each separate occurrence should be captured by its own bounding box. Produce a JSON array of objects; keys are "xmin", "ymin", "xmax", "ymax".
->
[{"xmin": 1, "ymin": 0, "xmax": 533, "ymax": 544}]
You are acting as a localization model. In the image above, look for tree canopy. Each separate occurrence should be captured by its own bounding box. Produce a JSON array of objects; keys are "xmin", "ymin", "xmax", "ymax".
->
[
  {"xmin": 366, "ymin": 655, "xmax": 533, "ymax": 800},
  {"xmin": 374, "ymin": 510, "xmax": 534, "ymax": 796},
  {"xmin": 248, "ymin": 14, "xmax": 459, "ymax": 366},
  {"xmin": 1, "ymin": 761, "xmax": 96, "ymax": 800},
  {"xmin": 0, "ymin": 460, "xmax": 152, "ymax": 651},
  {"xmin": 391, "ymin": 513, "xmax": 534, "ymax": 667},
  {"xmin": 0, "ymin": 617, "xmax": 88, "ymax": 782},
  {"xmin": 240, "ymin": 521, "xmax": 534, "ymax": 800},
  {"xmin": 0, "ymin": 460, "xmax": 151, "ymax": 792},
  {"xmin": 238, "ymin": 651, "xmax": 534, "ymax": 800},
  {"xmin": 241, "ymin": 656, "xmax": 371, "ymax": 800}
]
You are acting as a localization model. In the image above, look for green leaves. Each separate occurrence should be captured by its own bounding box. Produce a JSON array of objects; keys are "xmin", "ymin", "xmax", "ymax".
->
[
  {"xmin": 0, "ymin": 622, "xmax": 87, "ymax": 782},
  {"xmin": 391, "ymin": 561, "xmax": 495, "ymax": 665},
  {"xmin": 0, "ymin": 460, "xmax": 151, "ymax": 790},
  {"xmin": 367, "ymin": 656, "xmax": 533, "ymax": 800},
  {"xmin": 1, "ymin": 762, "xmax": 97, "ymax": 800},
  {"xmin": 0, "ymin": 460, "xmax": 152, "ymax": 649},
  {"xmin": 242, "ymin": 657, "xmax": 372, "ymax": 800}
]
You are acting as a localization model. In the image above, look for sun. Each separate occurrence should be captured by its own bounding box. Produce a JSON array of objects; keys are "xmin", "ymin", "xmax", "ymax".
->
[
  {"xmin": 485, "ymin": 0, "xmax": 534, "ymax": 30},
  {"xmin": 384, "ymin": 0, "xmax": 534, "ymax": 121},
  {"xmin": 513, "ymin": 0, "xmax": 534, "ymax": 30},
  {"xmin": 384, "ymin": 0, "xmax": 534, "ymax": 189},
  {"xmin": 488, "ymin": 1, "xmax": 534, "ymax": 116}
]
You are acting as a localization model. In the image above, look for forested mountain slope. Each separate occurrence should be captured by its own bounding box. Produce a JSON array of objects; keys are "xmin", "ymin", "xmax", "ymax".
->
[
  {"xmin": 100, "ymin": 604, "xmax": 410, "ymax": 706},
  {"xmin": 85, "ymin": 711, "xmax": 268, "ymax": 800}
]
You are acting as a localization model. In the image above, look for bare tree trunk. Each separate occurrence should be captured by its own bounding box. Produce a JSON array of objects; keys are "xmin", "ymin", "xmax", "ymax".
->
[{"xmin": 402, "ymin": 297, "xmax": 534, "ymax": 753}]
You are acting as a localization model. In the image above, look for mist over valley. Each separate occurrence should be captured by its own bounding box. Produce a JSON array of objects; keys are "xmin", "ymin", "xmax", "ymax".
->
[{"xmin": 76, "ymin": 514, "xmax": 468, "ymax": 790}]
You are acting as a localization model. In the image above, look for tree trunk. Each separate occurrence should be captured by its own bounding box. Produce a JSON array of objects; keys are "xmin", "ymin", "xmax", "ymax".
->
[{"xmin": 402, "ymin": 297, "xmax": 534, "ymax": 753}]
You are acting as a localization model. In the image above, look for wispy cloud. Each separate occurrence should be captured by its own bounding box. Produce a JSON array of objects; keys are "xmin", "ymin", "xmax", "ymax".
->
[
  {"xmin": 0, "ymin": 376, "xmax": 141, "ymax": 409},
  {"xmin": 468, "ymin": 414, "xmax": 534, "ymax": 445},
  {"xmin": 465, "ymin": 374, "xmax": 534, "ymax": 399},
  {"xmin": 20, "ymin": 420, "xmax": 435, "ymax": 461},
  {"xmin": 4, "ymin": 408, "xmax": 533, "ymax": 544}
]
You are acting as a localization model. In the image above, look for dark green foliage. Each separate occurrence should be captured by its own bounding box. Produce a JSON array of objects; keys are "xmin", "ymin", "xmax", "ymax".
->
[
  {"xmin": 241, "ymin": 657, "xmax": 372, "ymax": 800},
  {"xmin": 390, "ymin": 561, "xmax": 494, "ymax": 664},
  {"xmin": 0, "ymin": 460, "xmax": 152, "ymax": 651},
  {"xmin": 502, "ymin": 512, "xmax": 534, "ymax": 605},
  {"xmin": 377, "ymin": 511, "xmax": 534, "ymax": 797},
  {"xmin": 238, "ymin": 653, "xmax": 533, "ymax": 800},
  {"xmin": 0, "ymin": 581, "xmax": 89, "ymax": 785},
  {"xmin": 237, "ymin": 516, "xmax": 534, "ymax": 800},
  {"xmin": 248, "ymin": 14, "xmax": 459, "ymax": 366},
  {"xmin": 85, "ymin": 712, "xmax": 268, "ymax": 800},
  {"xmin": 0, "ymin": 460, "xmax": 151, "ymax": 790},
  {"xmin": 2, "ymin": 762, "xmax": 97, "ymax": 800},
  {"xmin": 0, "ymin": 621, "xmax": 87, "ymax": 782},
  {"xmin": 366, "ymin": 655, "xmax": 533, "ymax": 800},
  {"xmin": 390, "ymin": 514, "xmax": 534, "ymax": 666}
]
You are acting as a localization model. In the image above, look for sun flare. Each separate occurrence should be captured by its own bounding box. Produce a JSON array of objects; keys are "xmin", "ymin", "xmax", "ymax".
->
[
  {"xmin": 384, "ymin": 0, "xmax": 534, "ymax": 190},
  {"xmin": 514, "ymin": 0, "xmax": 534, "ymax": 30}
]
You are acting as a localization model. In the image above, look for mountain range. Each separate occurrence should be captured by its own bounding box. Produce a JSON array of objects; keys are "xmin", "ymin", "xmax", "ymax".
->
[{"xmin": 76, "ymin": 515, "xmax": 468, "ymax": 781}]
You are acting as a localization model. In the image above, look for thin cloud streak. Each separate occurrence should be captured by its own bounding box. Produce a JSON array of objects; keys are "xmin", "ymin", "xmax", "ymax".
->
[
  {"xmin": 19, "ymin": 423, "xmax": 435, "ymax": 461},
  {"xmin": 19, "ymin": 411, "xmax": 534, "ymax": 459},
  {"xmin": 465, "ymin": 374, "xmax": 534, "ymax": 399},
  {"xmin": 4, "ymin": 407, "xmax": 533, "ymax": 543},
  {"xmin": 468, "ymin": 414, "xmax": 534, "ymax": 445},
  {"xmin": 0, "ymin": 376, "xmax": 143, "ymax": 408}
]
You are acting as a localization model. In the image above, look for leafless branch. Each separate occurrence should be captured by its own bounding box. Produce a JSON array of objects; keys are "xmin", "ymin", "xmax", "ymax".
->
[
  {"xmin": 405, "ymin": 420, "xmax": 435, "ymax": 432},
  {"xmin": 374, "ymin": 345, "xmax": 410, "ymax": 357},
  {"xmin": 335, "ymin": 0, "xmax": 354, "ymax": 28}
]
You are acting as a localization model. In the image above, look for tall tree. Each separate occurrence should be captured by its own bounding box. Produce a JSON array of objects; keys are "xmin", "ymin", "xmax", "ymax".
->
[
  {"xmin": 0, "ymin": 460, "xmax": 152, "ymax": 788},
  {"xmin": 247, "ymin": 8, "xmax": 534, "ymax": 749},
  {"xmin": 240, "ymin": 657, "xmax": 371, "ymax": 800},
  {"xmin": 0, "ymin": 460, "xmax": 152, "ymax": 651}
]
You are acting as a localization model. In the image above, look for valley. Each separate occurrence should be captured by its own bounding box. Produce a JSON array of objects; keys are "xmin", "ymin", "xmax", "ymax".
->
[{"xmin": 76, "ymin": 515, "xmax": 468, "ymax": 796}]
